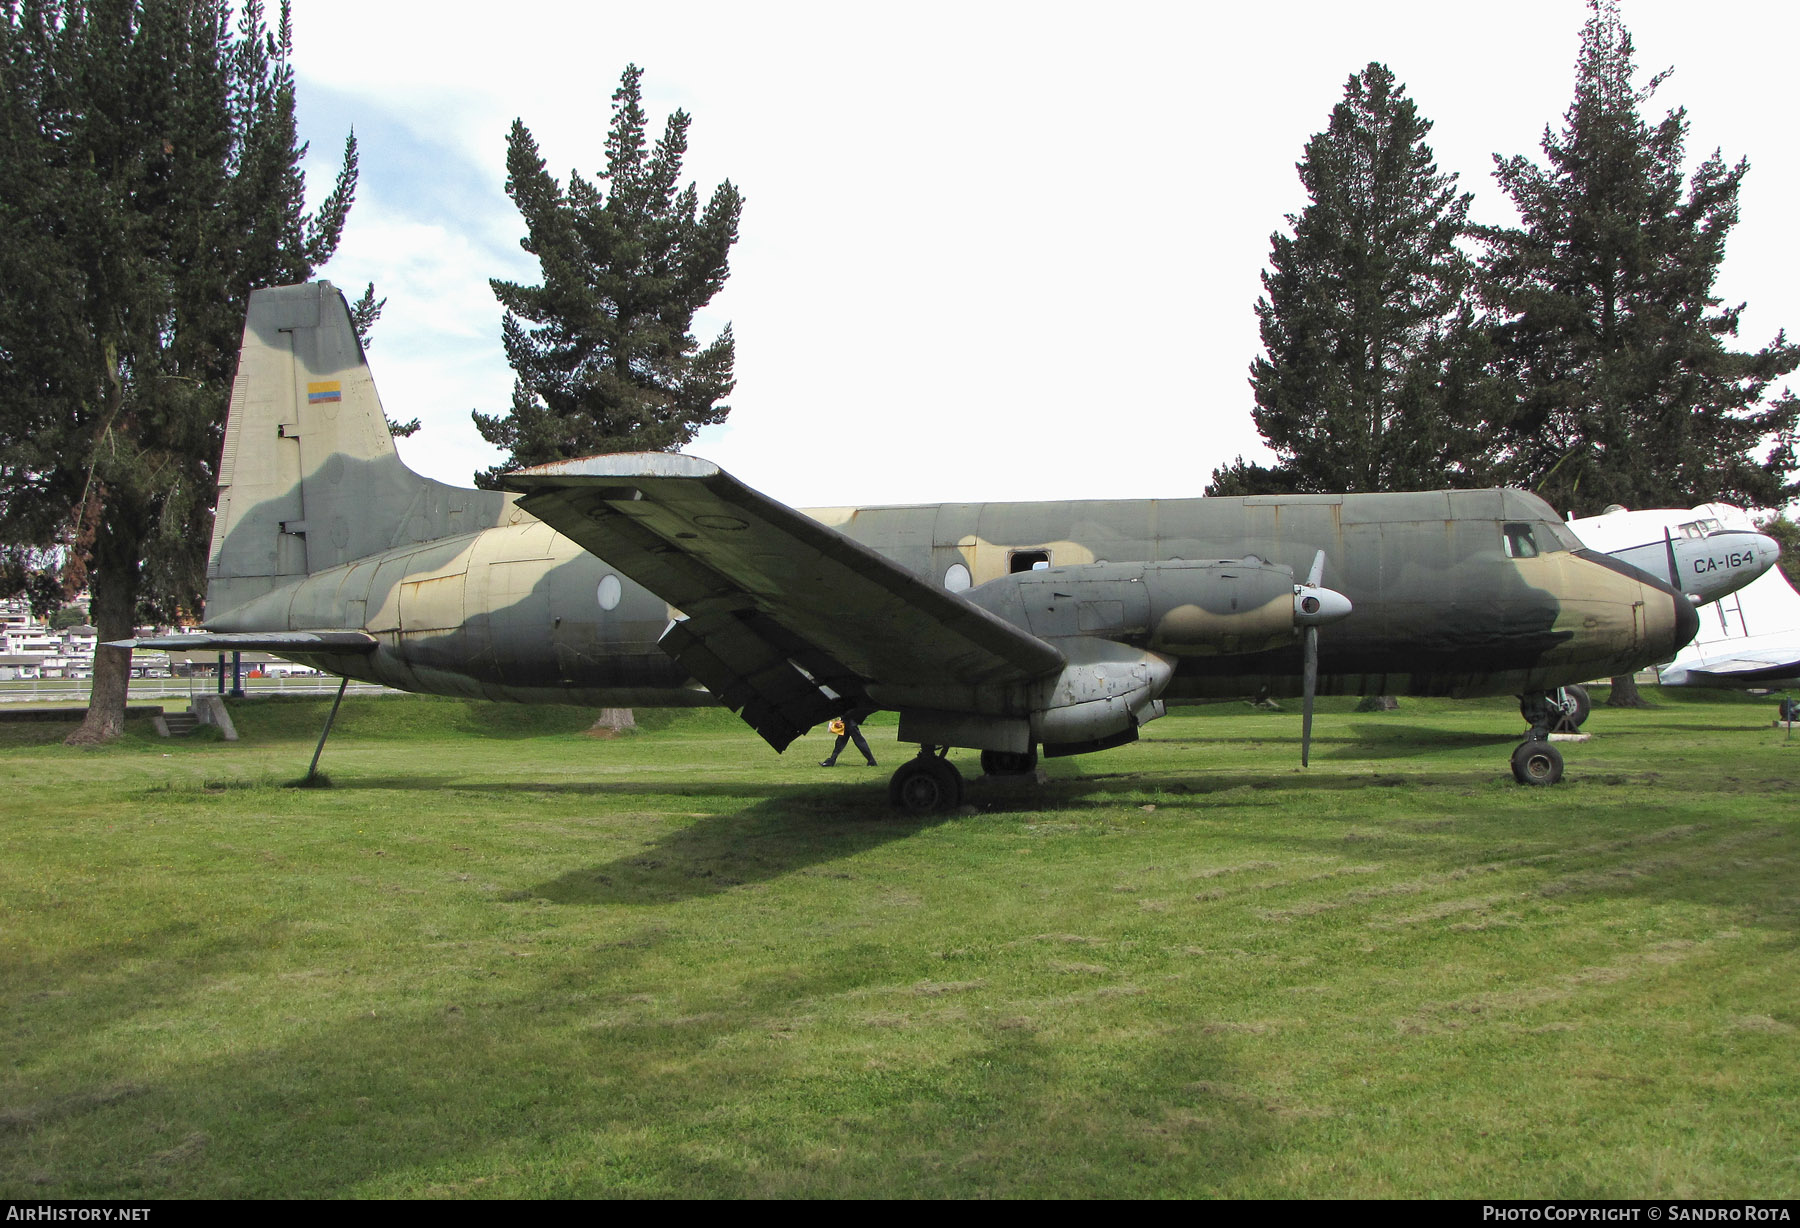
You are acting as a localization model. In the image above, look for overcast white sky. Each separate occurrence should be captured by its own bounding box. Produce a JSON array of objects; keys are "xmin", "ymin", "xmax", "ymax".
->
[{"xmin": 289, "ymin": 0, "xmax": 1800, "ymax": 509}]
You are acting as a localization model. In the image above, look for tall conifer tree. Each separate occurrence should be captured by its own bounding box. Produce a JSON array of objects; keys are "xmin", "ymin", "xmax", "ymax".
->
[
  {"xmin": 474, "ymin": 65, "xmax": 742, "ymax": 488},
  {"xmin": 0, "ymin": 0, "xmax": 362, "ymax": 742},
  {"xmin": 1480, "ymin": 0, "xmax": 1800, "ymax": 706},
  {"xmin": 1479, "ymin": 0, "xmax": 1799, "ymax": 517},
  {"xmin": 1210, "ymin": 63, "xmax": 1492, "ymax": 497}
]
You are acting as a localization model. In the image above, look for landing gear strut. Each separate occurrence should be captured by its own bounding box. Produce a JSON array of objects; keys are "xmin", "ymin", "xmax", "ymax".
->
[
  {"xmin": 1558, "ymin": 684, "xmax": 1591, "ymax": 731},
  {"xmin": 888, "ymin": 747, "xmax": 963, "ymax": 814},
  {"xmin": 1511, "ymin": 687, "xmax": 1585, "ymax": 785}
]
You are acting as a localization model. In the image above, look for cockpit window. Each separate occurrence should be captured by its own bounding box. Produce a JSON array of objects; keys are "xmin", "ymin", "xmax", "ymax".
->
[{"xmin": 1503, "ymin": 524, "xmax": 1539, "ymax": 559}]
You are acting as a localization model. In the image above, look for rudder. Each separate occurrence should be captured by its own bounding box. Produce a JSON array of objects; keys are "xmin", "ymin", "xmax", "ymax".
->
[{"xmin": 205, "ymin": 281, "xmax": 508, "ymax": 619}]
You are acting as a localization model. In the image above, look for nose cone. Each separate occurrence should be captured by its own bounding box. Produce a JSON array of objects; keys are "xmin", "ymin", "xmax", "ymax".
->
[
  {"xmin": 1753, "ymin": 531, "xmax": 1783, "ymax": 572},
  {"xmin": 1294, "ymin": 585, "xmax": 1353, "ymax": 627}
]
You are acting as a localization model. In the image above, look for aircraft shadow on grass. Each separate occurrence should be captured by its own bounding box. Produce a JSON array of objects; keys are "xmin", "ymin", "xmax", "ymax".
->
[
  {"xmin": 507, "ymin": 762, "xmax": 1523, "ymax": 907},
  {"xmin": 333, "ymin": 775, "xmax": 821, "ymax": 803},
  {"xmin": 523, "ymin": 791, "xmax": 952, "ymax": 906},
  {"xmin": 1144, "ymin": 725, "xmax": 1520, "ymax": 754},
  {"xmin": 1319, "ymin": 724, "xmax": 1522, "ymax": 760}
]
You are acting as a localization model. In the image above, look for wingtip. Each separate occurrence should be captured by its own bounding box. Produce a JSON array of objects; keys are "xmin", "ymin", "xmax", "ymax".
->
[{"xmin": 502, "ymin": 453, "xmax": 722, "ymax": 491}]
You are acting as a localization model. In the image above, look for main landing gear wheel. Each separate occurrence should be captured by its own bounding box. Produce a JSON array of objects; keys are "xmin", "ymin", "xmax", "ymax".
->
[
  {"xmin": 889, "ymin": 751, "xmax": 964, "ymax": 814},
  {"xmin": 979, "ymin": 748, "xmax": 1038, "ymax": 777},
  {"xmin": 1510, "ymin": 739, "xmax": 1564, "ymax": 786},
  {"xmin": 1520, "ymin": 686, "xmax": 1588, "ymax": 733},
  {"xmin": 1559, "ymin": 684, "xmax": 1591, "ymax": 731}
]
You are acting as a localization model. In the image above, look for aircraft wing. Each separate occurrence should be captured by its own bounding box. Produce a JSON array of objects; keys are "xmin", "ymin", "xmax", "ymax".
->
[
  {"xmin": 505, "ymin": 454, "xmax": 1066, "ymax": 751},
  {"xmin": 106, "ymin": 632, "xmax": 378, "ymax": 653},
  {"xmin": 1666, "ymin": 653, "xmax": 1800, "ymax": 686},
  {"xmin": 1691, "ymin": 654, "xmax": 1800, "ymax": 674}
]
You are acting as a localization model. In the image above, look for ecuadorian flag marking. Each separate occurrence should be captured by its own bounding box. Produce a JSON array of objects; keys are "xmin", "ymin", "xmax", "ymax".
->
[{"xmin": 307, "ymin": 381, "xmax": 343, "ymax": 404}]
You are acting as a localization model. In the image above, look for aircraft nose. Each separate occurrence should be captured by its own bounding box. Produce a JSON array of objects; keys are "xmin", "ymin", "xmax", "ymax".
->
[
  {"xmin": 1294, "ymin": 585, "xmax": 1353, "ymax": 627},
  {"xmin": 1670, "ymin": 585, "xmax": 1700, "ymax": 652},
  {"xmin": 1752, "ymin": 531, "xmax": 1782, "ymax": 571}
]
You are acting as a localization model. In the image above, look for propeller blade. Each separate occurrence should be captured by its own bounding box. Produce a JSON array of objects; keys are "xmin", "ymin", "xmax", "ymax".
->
[
  {"xmin": 1302, "ymin": 624, "xmax": 1319, "ymax": 767},
  {"xmin": 1297, "ymin": 550, "xmax": 1332, "ymax": 767}
]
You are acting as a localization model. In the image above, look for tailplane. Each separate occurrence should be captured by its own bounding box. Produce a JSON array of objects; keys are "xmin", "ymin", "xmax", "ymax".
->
[{"xmin": 205, "ymin": 282, "xmax": 508, "ymax": 619}]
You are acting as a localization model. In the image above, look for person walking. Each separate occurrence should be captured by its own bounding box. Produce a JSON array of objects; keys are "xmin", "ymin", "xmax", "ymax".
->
[{"xmin": 819, "ymin": 708, "xmax": 877, "ymax": 766}]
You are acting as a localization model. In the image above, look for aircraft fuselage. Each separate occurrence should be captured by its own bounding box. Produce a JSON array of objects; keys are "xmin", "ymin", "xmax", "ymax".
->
[{"xmin": 212, "ymin": 487, "xmax": 1694, "ymax": 707}]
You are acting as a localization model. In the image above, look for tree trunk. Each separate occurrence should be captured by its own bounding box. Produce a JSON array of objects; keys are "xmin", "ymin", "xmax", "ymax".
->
[
  {"xmin": 589, "ymin": 707, "xmax": 637, "ymax": 735},
  {"xmin": 66, "ymin": 550, "xmax": 137, "ymax": 745},
  {"xmin": 1605, "ymin": 672, "xmax": 1651, "ymax": 708}
]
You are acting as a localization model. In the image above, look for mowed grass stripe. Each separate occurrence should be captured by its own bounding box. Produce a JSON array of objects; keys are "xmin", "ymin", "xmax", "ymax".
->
[{"xmin": 1, "ymin": 692, "xmax": 1795, "ymax": 1197}]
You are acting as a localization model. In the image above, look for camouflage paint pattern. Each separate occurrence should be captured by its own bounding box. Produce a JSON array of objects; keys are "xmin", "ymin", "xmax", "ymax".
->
[{"xmin": 201, "ymin": 283, "xmax": 1698, "ymax": 740}]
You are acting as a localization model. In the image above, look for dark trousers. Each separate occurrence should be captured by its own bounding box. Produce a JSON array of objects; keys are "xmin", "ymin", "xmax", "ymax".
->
[{"xmin": 824, "ymin": 722, "xmax": 875, "ymax": 765}]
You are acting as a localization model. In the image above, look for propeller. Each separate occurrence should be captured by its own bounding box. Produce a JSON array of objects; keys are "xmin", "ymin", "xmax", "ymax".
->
[{"xmin": 1293, "ymin": 550, "xmax": 1352, "ymax": 767}]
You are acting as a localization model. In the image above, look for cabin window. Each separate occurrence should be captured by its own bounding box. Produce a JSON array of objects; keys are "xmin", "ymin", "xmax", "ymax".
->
[
  {"xmin": 943, "ymin": 563, "xmax": 971, "ymax": 592},
  {"xmin": 1009, "ymin": 549, "xmax": 1051, "ymax": 573},
  {"xmin": 597, "ymin": 574, "xmax": 623, "ymax": 611},
  {"xmin": 1502, "ymin": 524, "xmax": 1539, "ymax": 559}
]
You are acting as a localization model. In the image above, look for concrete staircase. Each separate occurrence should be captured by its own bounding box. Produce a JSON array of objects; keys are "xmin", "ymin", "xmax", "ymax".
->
[
  {"xmin": 153, "ymin": 709, "xmax": 199, "ymax": 737},
  {"xmin": 150, "ymin": 695, "xmax": 237, "ymax": 740}
]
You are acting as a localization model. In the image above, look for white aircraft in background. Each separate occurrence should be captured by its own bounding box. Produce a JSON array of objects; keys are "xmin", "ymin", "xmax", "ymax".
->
[
  {"xmin": 1571, "ymin": 503, "xmax": 1797, "ymax": 689},
  {"xmin": 1569, "ymin": 503, "xmax": 1781, "ymax": 607}
]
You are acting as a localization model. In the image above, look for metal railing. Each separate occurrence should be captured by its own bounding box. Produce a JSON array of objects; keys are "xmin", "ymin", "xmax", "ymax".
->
[{"xmin": 0, "ymin": 676, "xmax": 398, "ymax": 705}]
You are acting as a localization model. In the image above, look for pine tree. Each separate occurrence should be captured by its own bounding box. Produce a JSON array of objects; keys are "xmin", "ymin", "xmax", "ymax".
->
[
  {"xmin": 473, "ymin": 65, "xmax": 742, "ymax": 487},
  {"xmin": 1754, "ymin": 515, "xmax": 1799, "ymax": 590},
  {"xmin": 1480, "ymin": 0, "xmax": 1800, "ymax": 707},
  {"xmin": 1480, "ymin": 0, "xmax": 1800, "ymax": 518},
  {"xmin": 0, "ymin": 0, "xmax": 361, "ymax": 742},
  {"xmin": 1209, "ymin": 63, "xmax": 1493, "ymax": 497}
]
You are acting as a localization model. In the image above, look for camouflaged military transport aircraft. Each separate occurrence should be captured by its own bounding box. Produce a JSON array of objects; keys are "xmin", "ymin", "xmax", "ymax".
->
[{"xmin": 122, "ymin": 283, "xmax": 1704, "ymax": 809}]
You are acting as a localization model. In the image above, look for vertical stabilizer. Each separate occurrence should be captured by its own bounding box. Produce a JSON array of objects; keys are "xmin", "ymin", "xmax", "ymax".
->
[{"xmin": 205, "ymin": 282, "xmax": 509, "ymax": 619}]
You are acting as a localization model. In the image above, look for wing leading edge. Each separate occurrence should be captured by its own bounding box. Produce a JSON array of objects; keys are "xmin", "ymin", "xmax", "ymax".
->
[{"xmin": 504, "ymin": 454, "xmax": 1065, "ymax": 751}]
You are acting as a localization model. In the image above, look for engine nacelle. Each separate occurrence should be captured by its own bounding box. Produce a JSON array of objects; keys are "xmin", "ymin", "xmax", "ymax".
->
[
  {"xmin": 898, "ymin": 559, "xmax": 1350, "ymax": 758},
  {"xmin": 963, "ymin": 558, "xmax": 1347, "ymax": 657},
  {"xmin": 1030, "ymin": 641, "xmax": 1172, "ymax": 749},
  {"xmin": 896, "ymin": 637, "xmax": 1172, "ymax": 756}
]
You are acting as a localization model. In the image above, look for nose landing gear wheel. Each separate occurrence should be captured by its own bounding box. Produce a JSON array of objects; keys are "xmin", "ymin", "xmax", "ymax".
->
[
  {"xmin": 1511, "ymin": 739, "xmax": 1564, "ymax": 786},
  {"xmin": 889, "ymin": 752, "xmax": 964, "ymax": 813}
]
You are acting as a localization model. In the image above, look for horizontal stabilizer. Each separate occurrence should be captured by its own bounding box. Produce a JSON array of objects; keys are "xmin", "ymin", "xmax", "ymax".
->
[{"xmin": 107, "ymin": 631, "xmax": 379, "ymax": 653}]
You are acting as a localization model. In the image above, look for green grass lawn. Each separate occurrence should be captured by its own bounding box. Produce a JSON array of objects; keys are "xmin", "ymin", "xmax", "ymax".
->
[{"xmin": 2, "ymin": 691, "xmax": 1796, "ymax": 1198}]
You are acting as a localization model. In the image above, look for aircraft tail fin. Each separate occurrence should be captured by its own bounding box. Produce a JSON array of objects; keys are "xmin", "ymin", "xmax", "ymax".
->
[{"xmin": 205, "ymin": 282, "xmax": 508, "ymax": 621}]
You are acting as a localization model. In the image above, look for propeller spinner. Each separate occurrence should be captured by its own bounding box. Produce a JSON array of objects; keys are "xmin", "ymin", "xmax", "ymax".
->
[{"xmin": 1293, "ymin": 550, "xmax": 1352, "ymax": 766}]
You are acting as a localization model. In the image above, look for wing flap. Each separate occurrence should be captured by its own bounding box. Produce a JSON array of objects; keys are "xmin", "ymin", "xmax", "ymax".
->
[{"xmin": 660, "ymin": 609, "xmax": 846, "ymax": 750}]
